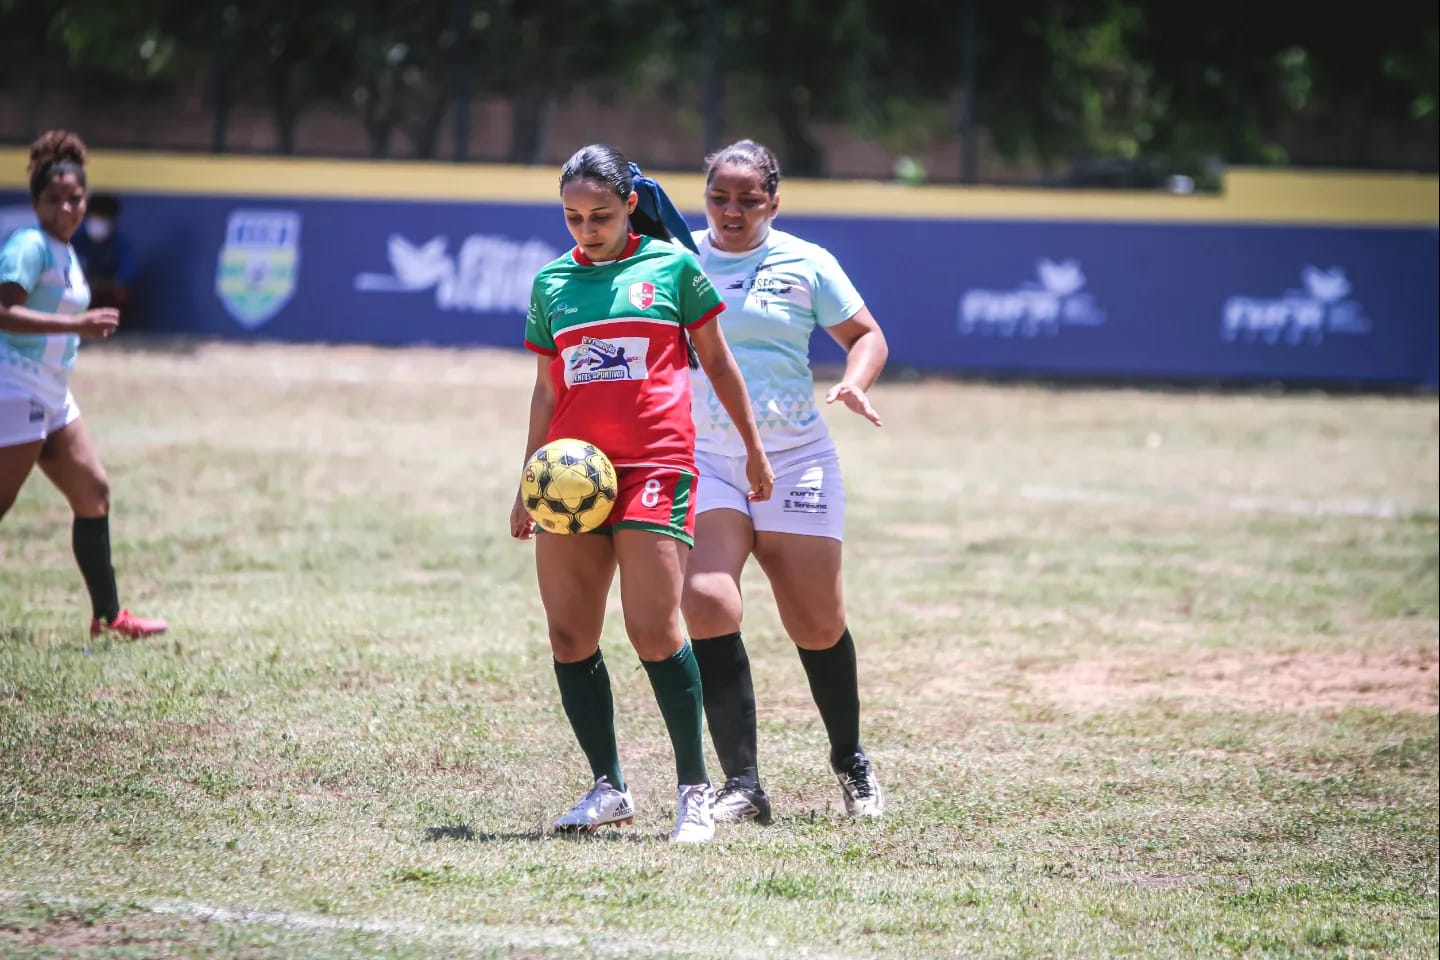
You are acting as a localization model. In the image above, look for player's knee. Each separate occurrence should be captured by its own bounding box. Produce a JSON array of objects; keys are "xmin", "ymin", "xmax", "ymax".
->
[
  {"xmin": 681, "ymin": 577, "xmax": 741, "ymax": 634},
  {"xmin": 547, "ymin": 626, "xmax": 598, "ymax": 662},
  {"xmin": 77, "ymin": 479, "xmax": 110, "ymax": 517},
  {"xmin": 789, "ymin": 613, "xmax": 848, "ymax": 651}
]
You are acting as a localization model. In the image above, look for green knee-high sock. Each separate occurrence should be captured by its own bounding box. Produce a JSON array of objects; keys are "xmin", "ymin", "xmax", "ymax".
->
[
  {"xmin": 641, "ymin": 642, "xmax": 708, "ymax": 786},
  {"xmin": 553, "ymin": 650, "xmax": 625, "ymax": 792}
]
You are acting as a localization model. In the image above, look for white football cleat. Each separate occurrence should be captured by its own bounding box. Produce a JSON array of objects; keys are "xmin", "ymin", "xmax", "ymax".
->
[
  {"xmin": 670, "ymin": 782, "xmax": 716, "ymax": 843},
  {"xmin": 553, "ymin": 777, "xmax": 634, "ymax": 833},
  {"xmin": 833, "ymin": 753, "xmax": 885, "ymax": 817}
]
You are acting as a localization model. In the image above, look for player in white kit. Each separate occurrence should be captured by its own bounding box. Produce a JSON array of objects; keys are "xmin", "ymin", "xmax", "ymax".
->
[
  {"xmin": 0, "ymin": 130, "xmax": 166, "ymax": 639},
  {"xmin": 683, "ymin": 140, "xmax": 888, "ymax": 823}
]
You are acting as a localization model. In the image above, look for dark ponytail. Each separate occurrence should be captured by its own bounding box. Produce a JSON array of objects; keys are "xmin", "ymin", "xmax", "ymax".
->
[
  {"xmin": 559, "ymin": 144, "xmax": 695, "ymax": 250},
  {"xmin": 560, "ymin": 144, "xmax": 702, "ymax": 367}
]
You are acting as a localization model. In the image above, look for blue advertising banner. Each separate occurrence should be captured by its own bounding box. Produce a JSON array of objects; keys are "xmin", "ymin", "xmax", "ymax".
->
[{"xmin": 4, "ymin": 192, "xmax": 1436, "ymax": 387}]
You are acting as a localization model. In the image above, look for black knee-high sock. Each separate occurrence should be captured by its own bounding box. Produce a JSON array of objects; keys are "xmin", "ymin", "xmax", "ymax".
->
[
  {"xmin": 553, "ymin": 650, "xmax": 625, "ymax": 792},
  {"xmin": 691, "ymin": 632, "xmax": 759, "ymax": 786},
  {"xmin": 796, "ymin": 627, "xmax": 863, "ymax": 768},
  {"xmin": 72, "ymin": 515, "xmax": 120, "ymax": 623}
]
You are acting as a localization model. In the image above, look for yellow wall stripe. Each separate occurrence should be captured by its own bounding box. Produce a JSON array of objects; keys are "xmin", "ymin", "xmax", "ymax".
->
[{"xmin": 2, "ymin": 148, "xmax": 1435, "ymax": 227}]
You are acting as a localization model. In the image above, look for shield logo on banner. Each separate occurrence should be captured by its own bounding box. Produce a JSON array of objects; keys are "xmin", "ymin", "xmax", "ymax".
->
[
  {"xmin": 628, "ymin": 281, "xmax": 655, "ymax": 311},
  {"xmin": 215, "ymin": 210, "xmax": 301, "ymax": 328}
]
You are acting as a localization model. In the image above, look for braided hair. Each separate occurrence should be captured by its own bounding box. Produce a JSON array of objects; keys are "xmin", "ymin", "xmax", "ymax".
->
[{"xmin": 28, "ymin": 129, "xmax": 88, "ymax": 201}]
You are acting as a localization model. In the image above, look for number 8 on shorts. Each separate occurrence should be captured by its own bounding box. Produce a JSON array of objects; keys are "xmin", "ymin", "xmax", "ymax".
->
[{"xmin": 609, "ymin": 466, "xmax": 699, "ymax": 545}]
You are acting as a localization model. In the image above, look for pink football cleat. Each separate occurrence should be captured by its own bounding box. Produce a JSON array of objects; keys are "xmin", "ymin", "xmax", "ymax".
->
[{"xmin": 90, "ymin": 608, "xmax": 168, "ymax": 639}]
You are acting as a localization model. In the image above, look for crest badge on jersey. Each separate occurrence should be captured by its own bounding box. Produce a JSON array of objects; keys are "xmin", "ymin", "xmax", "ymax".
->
[
  {"xmin": 215, "ymin": 210, "xmax": 302, "ymax": 329},
  {"xmin": 628, "ymin": 281, "xmax": 655, "ymax": 311}
]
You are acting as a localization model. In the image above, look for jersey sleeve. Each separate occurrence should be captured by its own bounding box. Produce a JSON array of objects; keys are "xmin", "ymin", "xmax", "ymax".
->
[
  {"xmin": 677, "ymin": 251, "xmax": 725, "ymax": 329},
  {"xmin": 523, "ymin": 272, "xmax": 557, "ymax": 355},
  {"xmin": 811, "ymin": 246, "xmax": 865, "ymax": 328},
  {"xmin": 0, "ymin": 231, "xmax": 48, "ymax": 295}
]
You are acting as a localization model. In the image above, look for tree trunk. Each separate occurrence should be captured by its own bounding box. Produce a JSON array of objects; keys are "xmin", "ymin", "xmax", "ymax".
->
[
  {"xmin": 772, "ymin": 91, "xmax": 823, "ymax": 177},
  {"xmin": 509, "ymin": 87, "xmax": 552, "ymax": 164},
  {"xmin": 269, "ymin": 66, "xmax": 303, "ymax": 156}
]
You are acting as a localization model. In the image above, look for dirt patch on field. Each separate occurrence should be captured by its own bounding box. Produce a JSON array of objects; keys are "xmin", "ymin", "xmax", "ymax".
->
[
  {"xmin": 1034, "ymin": 650, "xmax": 1438, "ymax": 713},
  {"xmin": 0, "ymin": 914, "xmax": 198, "ymax": 952}
]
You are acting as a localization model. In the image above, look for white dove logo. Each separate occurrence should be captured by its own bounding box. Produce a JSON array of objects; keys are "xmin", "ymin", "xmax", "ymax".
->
[
  {"xmin": 957, "ymin": 258, "xmax": 1107, "ymax": 338},
  {"xmin": 355, "ymin": 232, "xmax": 560, "ymax": 313},
  {"xmin": 1037, "ymin": 259, "xmax": 1086, "ymax": 297},
  {"xmin": 1222, "ymin": 265, "xmax": 1371, "ymax": 345},
  {"xmin": 1302, "ymin": 266, "xmax": 1350, "ymax": 304}
]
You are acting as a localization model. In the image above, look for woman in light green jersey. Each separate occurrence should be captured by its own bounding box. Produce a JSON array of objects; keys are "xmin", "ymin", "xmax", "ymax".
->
[{"xmin": 0, "ymin": 130, "xmax": 166, "ymax": 639}]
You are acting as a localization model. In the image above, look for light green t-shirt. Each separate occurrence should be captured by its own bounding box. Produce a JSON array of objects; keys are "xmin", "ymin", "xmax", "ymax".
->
[{"xmin": 0, "ymin": 226, "xmax": 90, "ymax": 406}]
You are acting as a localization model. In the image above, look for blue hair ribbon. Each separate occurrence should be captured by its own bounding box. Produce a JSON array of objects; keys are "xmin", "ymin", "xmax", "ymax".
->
[{"xmin": 629, "ymin": 162, "xmax": 698, "ymax": 254}]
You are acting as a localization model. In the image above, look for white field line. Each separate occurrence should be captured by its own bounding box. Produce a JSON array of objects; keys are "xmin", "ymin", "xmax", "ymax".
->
[
  {"xmin": 0, "ymin": 889, "xmax": 863, "ymax": 960},
  {"xmin": 1018, "ymin": 483, "xmax": 1413, "ymax": 520}
]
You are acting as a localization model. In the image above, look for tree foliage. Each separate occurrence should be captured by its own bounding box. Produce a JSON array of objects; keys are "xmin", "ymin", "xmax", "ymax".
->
[{"xmin": 2, "ymin": 0, "xmax": 1433, "ymax": 179}]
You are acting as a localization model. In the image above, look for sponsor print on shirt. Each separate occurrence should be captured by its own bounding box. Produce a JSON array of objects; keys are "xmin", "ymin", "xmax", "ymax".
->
[
  {"xmin": 355, "ymin": 233, "xmax": 559, "ymax": 313},
  {"xmin": 562, "ymin": 336, "xmax": 651, "ymax": 386},
  {"xmin": 723, "ymin": 263, "xmax": 799, "ymax": 315},
  {"xmin": 1221, "ymin": 266, "xmax": 1371, "ymax": 346},
  {"xmin": 957, "ymin": 259, "xmax": 1107, "ymax": 338}
]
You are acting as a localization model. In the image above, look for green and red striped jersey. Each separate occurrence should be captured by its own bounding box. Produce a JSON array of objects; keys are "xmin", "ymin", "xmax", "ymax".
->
[{"xmin": 525, "ymin": 233, "xmax": 725, "ymax": 469}]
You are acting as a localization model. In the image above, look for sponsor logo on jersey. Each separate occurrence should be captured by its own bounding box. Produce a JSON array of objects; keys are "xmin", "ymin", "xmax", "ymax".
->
[
  {"xmin": 1221, "ymin": 266, "xmax": 1371, "ymax": 345},
  {"xmin": 215, "ymin": 210, "xmax": 301, "ymax": 329},
  {"xmin": 957, "ymin": 259, "xmax": 1106, "ymax": 338},
  {"xmin": 355, "ymin": 234, "xmax": 559, "ymax": 313},
  {"xmin": 561, "ymin": 336, "xmax": 650, "ymax": 386},
  {"xmin": 726, "ymin": 264, "xmax": 795, "ymax": 297},
  {"xmin": 628, "ymin": 281, "xmax": 656, "ymax": 310}
]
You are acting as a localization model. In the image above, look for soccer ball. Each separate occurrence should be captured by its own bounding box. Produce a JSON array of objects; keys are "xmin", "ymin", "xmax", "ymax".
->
[{"xmin": 520, "ymin": 438, "xmax": 618, "ymax": 534}]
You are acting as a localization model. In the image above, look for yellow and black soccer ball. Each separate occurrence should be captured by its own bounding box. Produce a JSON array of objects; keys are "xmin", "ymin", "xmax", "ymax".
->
[{"xmin": 520, "ymin": 438, "xmax": 618, "ymax": 534}]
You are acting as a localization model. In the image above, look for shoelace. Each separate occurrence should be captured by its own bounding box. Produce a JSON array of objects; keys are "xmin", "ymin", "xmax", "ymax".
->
[
  {"xmin": 843, "ymin": 761, "xmax": 875, "ymax": 799},
  {"xmin": 565, "ymin": 781, "xmax": 612, "ymax": 819},
  {"xmin": 677, "ymin": 787, "xmax": 711, "ymax": 827},
  {"xmin": 717, "ymin": 776, "xmax": 754, "ymax": 798}
]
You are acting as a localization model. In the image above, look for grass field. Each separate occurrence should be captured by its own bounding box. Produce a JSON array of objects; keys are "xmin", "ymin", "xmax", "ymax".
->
[{"xmin": 1, "ymin": 340, "xmax": 1436, "ymax": 959}]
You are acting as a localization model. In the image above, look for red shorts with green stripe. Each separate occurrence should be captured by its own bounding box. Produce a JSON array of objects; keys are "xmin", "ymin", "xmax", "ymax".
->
[{"xmin": 604, "ymin": 465, "xmax": 698, "ymax": 545}]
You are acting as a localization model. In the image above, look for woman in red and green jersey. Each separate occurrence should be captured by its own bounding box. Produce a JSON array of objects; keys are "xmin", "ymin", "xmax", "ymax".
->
[{"xmin": 510, "ymin": 144, "xmax": 773, "ymax": 844}]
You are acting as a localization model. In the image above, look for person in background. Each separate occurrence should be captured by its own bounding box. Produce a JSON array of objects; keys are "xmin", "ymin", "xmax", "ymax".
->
[
  {"xmin": 683, "ymin": 139, "xmax": 889, "ymax": 824},
  {"xmin": 0, "ymin": 130, "xmax": 167, "ymax": 639},
  {"xmin": 511, "ymin": 143, "xmax": 773, "ymax": 844},
  {"xmin": 70, "ymin": 193, "xmax": 136, "ymax": 317}
]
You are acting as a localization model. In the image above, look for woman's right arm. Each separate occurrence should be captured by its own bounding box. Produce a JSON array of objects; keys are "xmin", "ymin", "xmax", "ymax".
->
[
  {"xmin": 0, "ymin": 283, "xmax": 118, "ymax": 338},
  {"xmin": 510, "ymin": 355, "xmax": 558, "ymax": 540}
]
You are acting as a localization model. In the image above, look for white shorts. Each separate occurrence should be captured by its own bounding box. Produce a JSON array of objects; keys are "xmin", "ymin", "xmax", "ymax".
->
[
  {"xmin": 0, "ymin": 388, "xmax": 80, "ymax": 449},
  {"xmin": 695, "ymin": 437, "xmax": 846, "ymax": 541}
]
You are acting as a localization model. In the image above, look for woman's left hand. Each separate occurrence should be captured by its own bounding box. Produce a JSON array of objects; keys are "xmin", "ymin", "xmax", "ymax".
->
[{"xmin": 825, "ymin": 382, "xmax": 883, "ymax": 427}]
